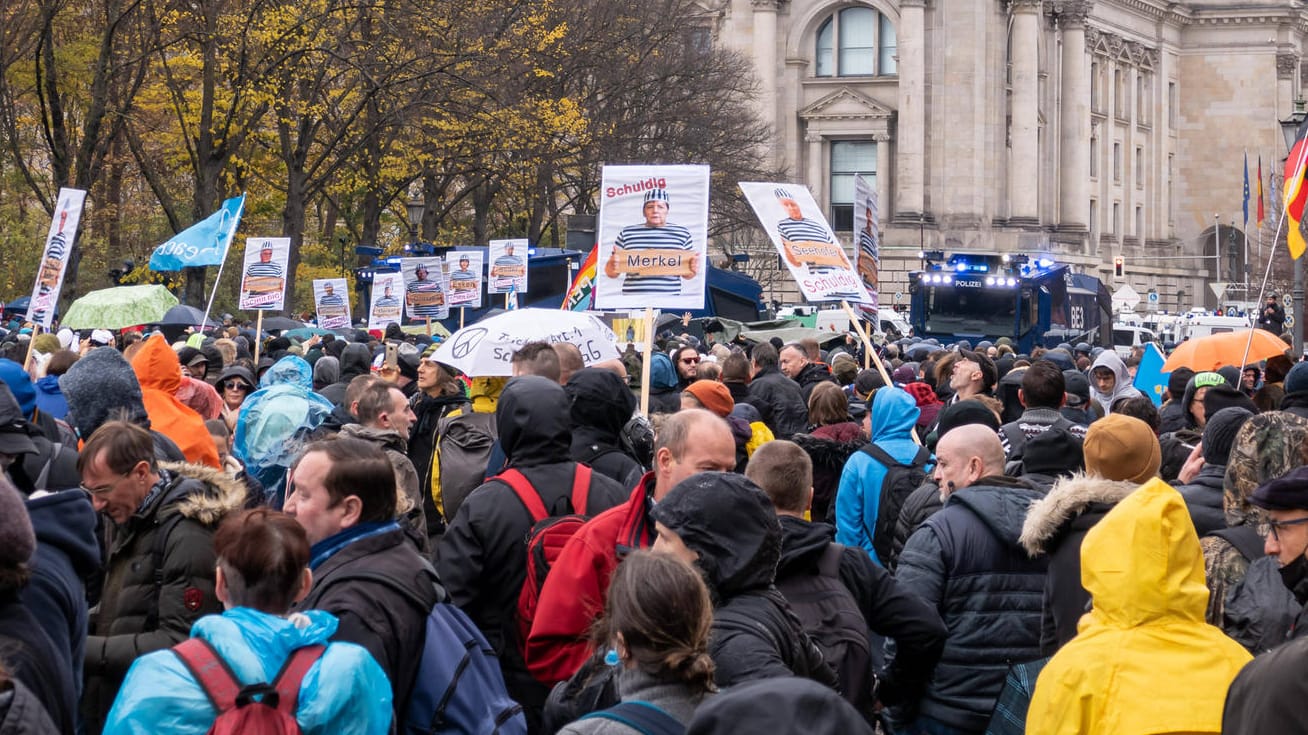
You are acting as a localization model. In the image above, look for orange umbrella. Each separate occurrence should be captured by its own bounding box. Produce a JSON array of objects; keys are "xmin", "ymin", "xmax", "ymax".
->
[{"xmin": 1162, "ymin": 329, "xmax": 1290, "ymax": 372}]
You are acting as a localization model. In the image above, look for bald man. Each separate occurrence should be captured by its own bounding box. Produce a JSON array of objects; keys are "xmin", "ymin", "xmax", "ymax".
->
[{"xmin": 889, "ymin": 423, "xmax": 1048, "ymax": 734}]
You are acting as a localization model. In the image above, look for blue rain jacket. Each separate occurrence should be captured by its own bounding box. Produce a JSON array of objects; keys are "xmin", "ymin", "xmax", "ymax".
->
[
  {"xmin": 233, "ymin": 356, "xmax": 334, "ymax": 505},
  {"xmin": 104, "ymin": 606, "xmax": 391, "ymax": 735}
]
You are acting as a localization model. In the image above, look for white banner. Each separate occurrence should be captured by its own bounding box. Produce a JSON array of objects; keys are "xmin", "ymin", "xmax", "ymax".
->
[
  {"xmin": 488, "ymin": 239, "xmax": 529, "ymax": 294},
  {"xmin": 852, "ymin": 174, "xmax": 880, "ymax": 320},
  {"xmin": 27, "ymin": 188, "xmax": 88, "ymax": 329},
  {"xmin": 447, "ymin": 250, "xmax": 484, "ymax": 308},
  {"xmin": 238, "ymin": 237, "xmax": 291, "ymax": 311},
  {"xmin": 312, "ymin": 278, "xmax": 352, "ymax": 330},
  {"xmin": 596, "ymin": 164, "xmax": 709, "ymax": 311},
  {"xmin": 401, "ymin": 257, "xmax": 449, "ymax": 321},
  {"xmin": 739, "ymin": 182, "xmax": 872, "ymax": 304},
  {"xmin": 368, "ymin": 271, "xmax": 405, "ymax": 330}
]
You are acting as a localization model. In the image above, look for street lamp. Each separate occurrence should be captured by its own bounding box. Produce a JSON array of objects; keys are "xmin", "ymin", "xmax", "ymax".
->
[
  {"xmin": 1280, "ymin": 98, "xmax": 1308, "ymax": 356},
  {"xmin": 405, "ymin": 197, "xmax": 424, "ymax": 245}
]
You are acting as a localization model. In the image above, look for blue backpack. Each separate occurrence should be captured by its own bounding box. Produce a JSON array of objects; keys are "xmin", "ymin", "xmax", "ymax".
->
[{"xmin": 343, "ymin": 564, "xmax": 527, "ymax": 735}]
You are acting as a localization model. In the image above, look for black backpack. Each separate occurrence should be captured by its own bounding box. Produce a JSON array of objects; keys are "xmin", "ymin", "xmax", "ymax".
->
[
  {"xmin": 860, "ymin": 443, "xmax": 932, "ymax": 564},
  {"xmin": 774, "ymin": 543, "xmax": 874, "ymax": 720}
]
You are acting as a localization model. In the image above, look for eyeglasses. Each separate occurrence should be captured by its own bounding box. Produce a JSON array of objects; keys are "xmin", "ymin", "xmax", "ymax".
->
[
  {"xmin": 680, "ymin": 357, "xmax": 700, "ymax": 364},
  {"xmin": 80, "ymin": 472, "xmax": 131, "ymax": 497},
  {"xmin": 1257, "ymin": 516, "xmax": 1308, "ymax": 541},
  {"xmin": 222, "ymin": 380, "xmax": 252, "ymax": 392}
]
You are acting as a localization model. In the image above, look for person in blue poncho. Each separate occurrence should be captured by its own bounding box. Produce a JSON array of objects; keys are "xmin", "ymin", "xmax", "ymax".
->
[
  {"xmin": 103, "ymin": 507, "xmax": 392, "ymax": 735},
  {"xmin": 233, "ymin": 356, "xmax": 334, "ymax": 507}
]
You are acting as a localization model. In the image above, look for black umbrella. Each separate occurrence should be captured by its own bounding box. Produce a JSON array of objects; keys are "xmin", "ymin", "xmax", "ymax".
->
[
  {"xmin": 150, "ymin": 304, "xmax": 220, "ymax": 328},
  {"xmin": 260, "ymin": 316, "xmax": 305, "ymax": 332}
]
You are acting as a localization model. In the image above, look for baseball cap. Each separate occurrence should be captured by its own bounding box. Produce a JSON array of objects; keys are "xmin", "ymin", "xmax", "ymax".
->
[
  {"xmin": 1063, "ymin": 370, "xmax": 1090, "ymax": 407},
  {"xmin": 89, "ymin": 329, "xmax": 114, "ymax": 347},
  {"xmin": 958, "ymin": 349, "xmax": 997, "ymax": 391}
]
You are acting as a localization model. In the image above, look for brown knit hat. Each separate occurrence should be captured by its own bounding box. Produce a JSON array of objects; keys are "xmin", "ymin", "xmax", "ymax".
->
[
  {"xmin": 683, "ymin": 380, "xmax": 734, "ymax": 418},
  {"xmin": 1083, "ymin": 414, "xmax": 1161, "ymax": 484}
]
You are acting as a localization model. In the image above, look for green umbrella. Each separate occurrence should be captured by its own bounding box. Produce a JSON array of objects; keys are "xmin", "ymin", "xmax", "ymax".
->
[{"xmin": 61, "ymin": 285, "xmax": 181, "ymax": 330}]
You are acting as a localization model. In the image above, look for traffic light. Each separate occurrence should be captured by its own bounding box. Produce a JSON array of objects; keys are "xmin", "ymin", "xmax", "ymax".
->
[{"xmin": 1113, "ymin": 256, "xmax": 1124, "ymax": 278}]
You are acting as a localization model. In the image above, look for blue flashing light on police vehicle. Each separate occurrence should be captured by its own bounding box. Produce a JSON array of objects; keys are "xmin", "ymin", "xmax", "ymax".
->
[{"xmin": 909, "ymin": 252, "xmax": 1111, "ymax": 352}]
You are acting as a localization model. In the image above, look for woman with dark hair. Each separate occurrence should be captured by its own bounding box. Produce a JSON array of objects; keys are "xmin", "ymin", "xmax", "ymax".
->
[
  {"xmin": 791, "ymin": 381, "xmax": 865, "ymax": 524},
  {"xmin": 103, "ymin": 508, "xmax": 391, "ymax": 735},
  {"xmin": 559, "ymin": 551, "xmax": 717, "ymax": 734}
]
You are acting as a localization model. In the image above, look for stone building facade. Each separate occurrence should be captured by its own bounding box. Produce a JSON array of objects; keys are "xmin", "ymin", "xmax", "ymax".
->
[{"xmin": 707, "ymin": 0, "xmax": 1303, "ymax": 315}]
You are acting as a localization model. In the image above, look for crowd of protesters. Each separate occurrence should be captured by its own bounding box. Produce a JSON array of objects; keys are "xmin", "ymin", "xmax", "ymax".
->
[{"xmin": 3, "ymin": 309, "xmax": 1308, "ymax": 735}]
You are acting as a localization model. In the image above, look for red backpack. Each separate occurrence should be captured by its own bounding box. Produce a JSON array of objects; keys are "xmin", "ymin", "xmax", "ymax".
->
[
  {"xmin": 500, "ymin": 464, "xmax": 592, "ymax": 659},
  {"xmin": 172, "ymin": 638, "xmax": 325, "ymax": 735}
]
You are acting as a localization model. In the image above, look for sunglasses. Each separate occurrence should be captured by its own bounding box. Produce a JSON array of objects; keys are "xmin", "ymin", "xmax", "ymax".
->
[
  {"xmin": 222, "ymin": 380, "xmax": 253, "ymax": 392},
  {"xmin": 680, "ymin": 357, "xmax": 700, "ymax": 364}
]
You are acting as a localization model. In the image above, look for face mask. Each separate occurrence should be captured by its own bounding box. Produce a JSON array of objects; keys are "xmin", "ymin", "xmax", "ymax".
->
[{"xmin": 1278, "ymin": 553, "xmax": 1308, "ymax": 604}]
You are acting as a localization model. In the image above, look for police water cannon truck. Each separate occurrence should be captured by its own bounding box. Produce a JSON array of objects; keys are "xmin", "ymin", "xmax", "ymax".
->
[{"xmin": 908, "ymin": 252, "xmax": 1111, "ymax": 353}]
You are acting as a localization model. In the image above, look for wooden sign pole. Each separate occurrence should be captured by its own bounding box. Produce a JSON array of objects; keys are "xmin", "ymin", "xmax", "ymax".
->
[
  {"xmin": 639, "ymin": 308, "xmax": 654, "ymax": 416},
  {"xmin": 253, "ymin": 310, "xmax": 264, "ymax": 365}
]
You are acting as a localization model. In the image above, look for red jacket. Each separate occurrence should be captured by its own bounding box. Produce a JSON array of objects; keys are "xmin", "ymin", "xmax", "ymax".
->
[{"xmin": 525, "ymin": 474, "xmax": 656, "ymax": 684}]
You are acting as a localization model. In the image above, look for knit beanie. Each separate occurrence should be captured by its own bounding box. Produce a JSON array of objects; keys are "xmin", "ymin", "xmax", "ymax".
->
[
  {"xmin": 1202, "ymin": 384, "xmax": 1258, "ymax": 418},
  {"xmin": 1202, "ymin": 407, "xmax": 1254, "ymax": 466},
  {"xmin": 1083, "ymin": 414, "xmax": 1161, "ymax": 485},
  {"xmin": 684, "ymin": 380, "xmax": 734, "ymax": 418},
  {"xmin": 59, "ymin": 346, "xmax": 147, "ymax": 438},
  {"xmin": 1217, "ymin": 365, "xmax": 1242, "ymax": 389},
  {"xmin": 1167, "ymin": 367, "xmax": 1195, "ymax": 400},
  {"xmin": 1285, "ymin": 361, "xmax": 1308, "ymax": 395},
  {"xmin": 1021, "ymin": 427, "xmax": 1085, "ymax": 476},
  {"xmin": 0, "ymin": 478, "xmax": 35, "ymax": 570},
  {"xmin": 935, "ymin": 399, "xmax": 1000, "ymax": 439}
]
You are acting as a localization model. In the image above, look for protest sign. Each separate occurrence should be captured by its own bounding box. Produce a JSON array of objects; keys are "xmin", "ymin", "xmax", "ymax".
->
[
  {"xmin": 596, "ymin": 165, "xmax": 709, "ymax": 310},
  {"xmin": 739, "ymin": 182, "xmax": 872, "ymax": 304},
  {"xmin": 368, "ymin": 271, "xmax": 405, "ymax": 330},
  {"xmin": 238, "ymin": 237, "xmax": 291, "ymax": 310},
  {"xmin": 27, "ymin": 188, "xmax": 87, "ymax": 329},
  {"xmin": 488, "ymin": 239, "xmax": 529, "ymax": 294},
  {"xmin": 447, "ymin": 251, "xmax": 484, "ymax": 309},
  {"xmin": 401, "ymin": 257, "xmax": 449, "ymax": 321},
  {"xmin": 313, "ymin": 278, "xmax": 352, "ymax": 329},
  {"xmin": 852, "ymin": 174, "xmax": 880, "ymax": 320}
]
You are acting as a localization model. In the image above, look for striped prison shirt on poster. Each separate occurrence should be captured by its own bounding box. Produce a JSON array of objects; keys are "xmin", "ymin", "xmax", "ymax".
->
[
  {"xmin": 613, "ymin": 223, "xmax": 694, "ymax": 295},
  {"xmin": 245, "ymin": 261, "xmax": 284, "ymax": 278},
  {"xmin": 406, "ymin": 278, "xmax": 445, "ymax": 317}
]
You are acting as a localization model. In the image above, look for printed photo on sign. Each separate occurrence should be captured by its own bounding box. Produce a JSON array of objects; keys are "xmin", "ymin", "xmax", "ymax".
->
[
  {"xmin": 27, "ymin": 187, "xmax": 87, "ymax": 329},
  {"xmin": 447, "ymin": 250, "xmax": 484, "ymax": 308},
  {"xmin": 739, "ymin": 182, "xmax": 872, "ymax": 304},
  {"xmin": 487, "ymin": 239, "xmax": 529, "ymax": 295},
  {"xmin": 238, "ymin": 237, "xmax": 291, "ymax": 311},
  {"xmin": 852, "ymin": 174, "xmax": 880, "ymax": 320},
  {"xmin": 312, "ymin": 278, "xmax": 352, "ymax": 330},
  {"xmin": 401, "ymin": 257, "xmax": 449, "ymax": 321},
  {"xmin": 596, "ymin": 164, "xmax": 709, "ymax": 311},
  {"xmin": 369, "ymin": 272, "xmax": 405, "ymax": 330}
]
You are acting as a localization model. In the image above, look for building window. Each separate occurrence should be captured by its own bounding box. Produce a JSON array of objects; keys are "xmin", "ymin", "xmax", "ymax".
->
[
  {"xmin": 1091, "ymin": 62, "xmax": 1101, "ymax": 112},
  {"xmin": 815, "ymin": 7, "xmax": 896, "ymax": 77},
  {"xmin": 1135, "ymin": 205, "xmax": 1143, "ymax": 237},
  {"xmin": 1090, "ymin": 199, "xmax": 1098, "ymax": 234},
  {"xmin": 829, "ymin": 140, "xmax": 877, "ymax": 231},
  {"xmin": 1135, "ymin": 147, "xmax": 1143, "ymax": 188},
  {"xmin": 1090, "ymin": 138, "xmax": 1098, "ymax": 178},
  {"xmin": 686, "ymin": 27, "xmax": 712, "ymax": 55},
  {"xmin": 1113, "ymin": 142, "xmax": 1121, "ymax": 183},
  {"xmin": 1113, "ymin": 202, "xmax": 1121, "ymax": 234},
  {"xmin": 1168, "ymin": 82, "xmax": 1177, "ymax": 128},
  {"xmin": 1167, "ymin": 153, "xmax": 1174, "ymax": 226}
]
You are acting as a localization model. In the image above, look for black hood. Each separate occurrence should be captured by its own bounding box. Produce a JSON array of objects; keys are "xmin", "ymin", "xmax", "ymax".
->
[
  {"xmin": 687, "ymin": 676, "xmax": 873, "ymax": 735},
  {"xmin": 338, "ymin": 343, "xmax": 373, "ymax": 382},
  {"xmin": 26, "ymin": 489, "xmax": 101, "ymax": 579},
  {"xmin": 776, "ymin": 515, "xmax": 836, "ymax": 576},
  {"xmin": 565, "ymin": 367, "xmax": 635, "ymax": 441},
  {"xmin": 649, "ymin": 471, "xmax": 781, "ymax": 599},
  {"xmin": 498, "ymin": 375, "xmax": 572, "ymax": 468}
]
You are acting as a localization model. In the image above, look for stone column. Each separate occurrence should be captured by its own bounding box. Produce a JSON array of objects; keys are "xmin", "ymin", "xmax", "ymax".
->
[
  {"xmin": 1058, "ymin": 1, "xmax": 1092, "ymax": 232},
  {"xmin": 752, "ymin": 0, "xmax": 780, "ymax": 160},
  {"xmin": 1009, "ymin": 0, "xmax": 1041, "ymax": 225},
  {"xmin": 894, "ymin": 0, "xmax": 927, "ymax": 220},
  {"xmin": 876, "ymin": 136, "xmax": 892, "ymax": 220},
  {"xmin": 806, "ymin": 132, "xmax": 824, "ymax": 202},
  {"xmin": 1278, "ymin": 54, "xmax": 1298, "ymax": 119}
]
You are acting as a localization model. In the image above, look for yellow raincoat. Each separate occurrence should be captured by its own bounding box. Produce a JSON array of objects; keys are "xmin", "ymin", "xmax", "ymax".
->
[{"xmin": 1026, "ymin": 479, "xmax": 1251, "ymax": 735}]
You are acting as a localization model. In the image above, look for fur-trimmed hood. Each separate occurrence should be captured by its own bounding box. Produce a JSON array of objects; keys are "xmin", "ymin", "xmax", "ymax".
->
[
  {"xmin": 160, "ymin": 460, "xmax": 249, "ymax": 525},
  {"xmin": 1020, "ymin": 472, "xmax": 1137, "ymax": 556}
]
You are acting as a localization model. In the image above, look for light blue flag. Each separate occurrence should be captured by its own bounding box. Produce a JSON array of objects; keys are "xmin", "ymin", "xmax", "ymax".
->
[
  {"xmin": 149, "ymin": 193, "xmax": 246, "ymax": 271},
  {"xmin": 1133, "ymin": 342, "xmax": 1169, "ymax": 406}
]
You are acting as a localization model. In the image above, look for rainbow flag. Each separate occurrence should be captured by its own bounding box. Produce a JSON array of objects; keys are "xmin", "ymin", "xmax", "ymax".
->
[{"xmin": 563, "ymin": 245, "xmax": 598, "ymax": 311}]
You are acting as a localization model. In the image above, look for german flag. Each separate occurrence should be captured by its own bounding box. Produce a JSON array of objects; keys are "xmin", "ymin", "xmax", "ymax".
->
[{"xmin": 1285, "ymin": 138, "xmax": 1308, "ymax": 259}]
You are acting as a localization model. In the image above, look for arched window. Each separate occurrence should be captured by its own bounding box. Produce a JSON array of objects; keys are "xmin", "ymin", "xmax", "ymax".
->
[{"xmin": 815, "ymin": 7, "xmax": 896, "ymax": 77}]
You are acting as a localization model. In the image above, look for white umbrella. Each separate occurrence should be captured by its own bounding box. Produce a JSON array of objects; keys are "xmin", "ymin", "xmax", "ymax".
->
[{"xmin": 434, "ymin": 308, "xmax": 620, "ymax": 376}]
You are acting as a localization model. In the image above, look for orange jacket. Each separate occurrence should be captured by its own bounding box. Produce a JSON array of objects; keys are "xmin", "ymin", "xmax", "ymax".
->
[{"xmin": 132, "ymin": 335, "xmax": 220, "ymax": 468}]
